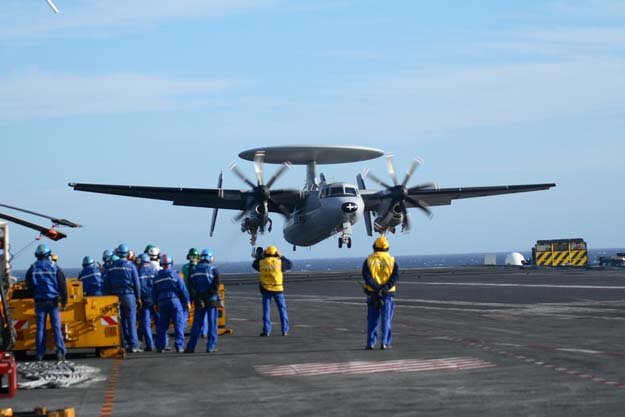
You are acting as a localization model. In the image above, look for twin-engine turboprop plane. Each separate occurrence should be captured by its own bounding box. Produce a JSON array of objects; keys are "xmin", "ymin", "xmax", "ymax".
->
[{"xmin": 69, "ymin": 145, "xmax": 556, "ymax": 250}]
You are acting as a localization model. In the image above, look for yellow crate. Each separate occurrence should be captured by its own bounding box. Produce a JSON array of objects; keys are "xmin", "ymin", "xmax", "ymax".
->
[
  {"xmin": 183, "ymin": 283, "xmax": 233, "ymax": 335},
  {"xmin": 10, "ymin": 280, "xmax": 124, "ymax": 358}
]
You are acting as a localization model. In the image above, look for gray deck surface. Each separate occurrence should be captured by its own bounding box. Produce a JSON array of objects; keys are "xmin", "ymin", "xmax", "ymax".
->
[{"xmin": 5, "ymin": 267, "xmax": 625, "ymax": 416}]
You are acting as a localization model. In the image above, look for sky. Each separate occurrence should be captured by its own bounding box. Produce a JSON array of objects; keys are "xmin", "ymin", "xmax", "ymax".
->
[{"xmin": 2, "ymin": 0, "xmax": 624, "ymax": 269}]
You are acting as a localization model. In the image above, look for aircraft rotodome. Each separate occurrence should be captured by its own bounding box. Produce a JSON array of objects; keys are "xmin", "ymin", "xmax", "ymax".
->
[{"xmin": 69, "ymin": 145, "xmax": 556, "ymax": 250}]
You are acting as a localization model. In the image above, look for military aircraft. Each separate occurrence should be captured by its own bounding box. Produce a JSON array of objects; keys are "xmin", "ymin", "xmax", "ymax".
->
[{"xmin": 69, "ymin": 145, "xmax": 556, "ymax": 250}]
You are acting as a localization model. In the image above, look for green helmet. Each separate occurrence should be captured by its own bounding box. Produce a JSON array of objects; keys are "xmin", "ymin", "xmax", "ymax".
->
[
  {"xmin": 187, "ymin": 248, "xmax": 200, "ymax": 260},
  {"xmin": 144, "ymin": 244, "xmax": 155, "ymax": 254}
]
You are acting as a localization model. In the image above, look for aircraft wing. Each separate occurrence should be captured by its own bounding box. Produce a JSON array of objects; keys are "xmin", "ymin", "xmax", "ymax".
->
[
  {"xmin": 69, "ymin": 182, "xmax": 246, "ymax": 210},
  {"xmin": 363, "ymin": 183, "xmax": 557, "ymax": 210}
]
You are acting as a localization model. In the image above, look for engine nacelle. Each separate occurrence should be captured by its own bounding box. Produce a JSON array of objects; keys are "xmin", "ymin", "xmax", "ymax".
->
[{"xmin": 373, "ymin": 203, "xmax": 403, "ymax": 233}]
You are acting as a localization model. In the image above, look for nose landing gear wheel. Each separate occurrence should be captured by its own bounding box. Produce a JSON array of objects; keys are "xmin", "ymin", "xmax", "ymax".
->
[
  {"xmin": 347, "ymin": 237, "xmax": 352, "ymax": 248},
  {"xmin": 338, "ymin": 237, "xmax": 343, "ymax": 248}
]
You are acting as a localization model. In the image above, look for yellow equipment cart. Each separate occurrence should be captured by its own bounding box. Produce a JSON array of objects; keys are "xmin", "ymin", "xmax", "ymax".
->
[{"xmin": 9, "ymin": 280, "xmax": 124, "ymax": 358}]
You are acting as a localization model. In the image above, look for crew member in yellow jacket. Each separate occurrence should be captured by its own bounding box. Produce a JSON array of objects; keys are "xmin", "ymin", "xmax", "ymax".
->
[
  {"xmin": 252, "ymin": 245, "xmax": 293, "ymax": 336},
  {"xmin": 362, "ymin": 235, "xmax": 398, "ymax": 350}
]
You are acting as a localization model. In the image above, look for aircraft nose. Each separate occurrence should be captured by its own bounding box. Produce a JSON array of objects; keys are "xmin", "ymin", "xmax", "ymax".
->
[{"xmin": 341, "ymin": 202, "xmax": 359, "ymax": 213}]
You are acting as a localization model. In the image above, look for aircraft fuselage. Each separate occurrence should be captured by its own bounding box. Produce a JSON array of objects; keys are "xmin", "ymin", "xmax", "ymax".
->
[{"xmin": 283, "ymin": 182, "xmax": 363, "ymax": 247}]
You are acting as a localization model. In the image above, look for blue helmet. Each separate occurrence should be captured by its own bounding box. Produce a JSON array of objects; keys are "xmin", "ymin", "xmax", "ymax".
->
[
  {"xmin": 102, "ymin": 250, "xmax": 114, "ymax": 262},
  {"xmin": 82, "ymin": 256, "xmax": 95, "ymax": 267},
  {"xmin": 137, "ymin": 253, "xmax": 150, "ymax": 265},
  {"xmin": 112, "ymin": 254, "xmax": 120, "ymax": 262},
  {"xmin": 35, "ymin": 244, "xmax": 51, "ymax": 258},
  {"xmin": 115, "ymin": 243, "xmax": 129, "ymax": 258},
  {"xmin": 159, "ymin": 254, "xmax": 173, "ymax": 266},
  {"xmin": 200, "ymin": 248, "xmax": 214, "ymax": 262}
]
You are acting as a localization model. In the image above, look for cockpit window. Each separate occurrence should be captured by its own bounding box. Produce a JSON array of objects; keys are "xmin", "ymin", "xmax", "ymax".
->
[
  {"xmin": 330, "ymin": 187, "xmax": 344, "ymax": 196},
  {"xmin": 344, "ymin": 187, "xmax": 358, "ymax": 196}
]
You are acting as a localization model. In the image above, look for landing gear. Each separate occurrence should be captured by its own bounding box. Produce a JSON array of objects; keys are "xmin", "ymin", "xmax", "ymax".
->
[
  {"xmin": 293, "ymin": 245, "xmax": 297, "ymax": 251},
  {"xmin": 338, "ymin": 236, "xmax": 352, "ymax": 249}
]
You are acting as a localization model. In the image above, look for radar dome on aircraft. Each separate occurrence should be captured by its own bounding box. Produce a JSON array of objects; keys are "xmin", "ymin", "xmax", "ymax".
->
[{"xmin": 505, "ymin": 252, "xmax": 526, "ymax": 266}]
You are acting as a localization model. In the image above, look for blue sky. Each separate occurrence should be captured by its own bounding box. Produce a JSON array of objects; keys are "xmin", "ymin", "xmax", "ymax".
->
[{"xmin": 2, "ymin": 0, "xmax": 624, "ymax": 269}]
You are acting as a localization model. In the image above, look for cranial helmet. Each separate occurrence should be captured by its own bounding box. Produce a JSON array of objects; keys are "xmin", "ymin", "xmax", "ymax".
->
[
  {"xmin": 187, "ymin": 248, "xmax": 200, "ymax": 260},
  {"xmin": 373, "ymin": 235, "xmax": 390, "ymax": 251},
  {"xmin": 35, "ymin": 244, "xmax": 51, "ymax": 258},
  {"xmin": 82, "ymin": 256, "xmax": 95, "ymax": 267},
  {"xmin": 264, "ymin": 245, "xmax": 279, "ymax": 256},
  {"xmin": 160, "ymin": 254, "xmax": 173, "ymax": 266}
]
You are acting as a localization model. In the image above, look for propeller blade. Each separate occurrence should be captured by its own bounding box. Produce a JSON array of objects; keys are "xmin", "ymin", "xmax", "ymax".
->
[
  {"xmin": 266, "ymin": 162, "xmax": 291, "ymax": 189},
  {"xmin": 365, "ymin": 171, "xmax": 393, "ymax": 189},
  {"xmin": 0, "ymin": 203, "xmax": 82, "ymax": 227},
  {"xmin": 46, "ymin": 0, "xmax": 59, "ymax": 13},
  {"xmin": 210, "ymin": 171, "xmax": 224, "ymax": 237},
  {"xmin": 254, "ymin": 151, "xmax": 265, "ymax": 186},
  {"xmin": 399, "ymin": 201, "xmax": 410, "ymax": 232},
  {"xmin": 386, "ymin": 154, "xmax": 399, "ymax": 186},
  {"xmin": 233, "ymin": 209, "xmax": 249, "ymax": 222},
  {"xmin": 401, "ymin": 158, "xmax": 422, "ymax": 187},
  {"xmin": 405, "ymin": 196, "xmax": 433, "ymax": 218},
  {"xmin": 229, "ymin": 162, "xmax": 256, "ymax": 188},
  {"xmin": 407, "ymin": 182, "xmax": 438, "ymax": 193},
  {"xmin": 363, "ymin": 210, "xmax": 373, "ymax": 236},
  {"xmin": 210, "ymin": 209, "xmax": 219, "ymax": 237}
]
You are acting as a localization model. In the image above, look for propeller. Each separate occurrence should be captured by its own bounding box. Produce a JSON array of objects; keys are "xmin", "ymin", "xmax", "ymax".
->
[
  {"xmin": 229, "ymin": 151, "xmax": 293, "ymax": 222},
  {"xmin": 209, "ymin": 171, "xmax": 223, "ymax": 237},
  {"xmin": 356, "ymin": 173, "xmax": 373, "ymax": 237},
  {"xmin": 366, "ymin": 155, "xmax": 437, "ymax": 231}
]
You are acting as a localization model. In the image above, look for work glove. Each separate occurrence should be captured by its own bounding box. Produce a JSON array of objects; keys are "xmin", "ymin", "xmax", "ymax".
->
[
  {"xmin": 137, "ymin": 299, "xmax": 143, "ymax": 309},
  {"xmin": 187, "ymin": 302, "xmax": 192, "ymax": 311},
  {"xmin": 199, "ymin": 300, "xmax": 206, "ymax": 309},
  {"xmin": 59, "ymin": 302, "xmax": 66, "ymax": 311}
]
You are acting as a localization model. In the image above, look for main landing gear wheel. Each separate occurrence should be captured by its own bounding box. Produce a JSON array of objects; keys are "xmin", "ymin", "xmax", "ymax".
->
[{"xmin": 338, "ymin": 237, "xmax": 352, "ymax": 249}]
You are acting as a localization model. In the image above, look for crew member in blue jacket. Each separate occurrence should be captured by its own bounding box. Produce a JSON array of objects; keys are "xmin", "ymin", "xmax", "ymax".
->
[
  {"xmin": 152, "ymin": 254, "xmax": 189, "ymax": 353},
  {"xmin": 105, "ymin": 243, "xmax": 142, "ymax": 353},
  {"xmin": 136, "ymin": 253, "xmax": 158, "ymax": 351},
  {"xmin": 78, "ymin": 256, "xmax": 103, "ymax": 296},
  {"xmin": 185, "ymin": 249, "xmax": 220, "ymax": 353},
  {"xmin": 25, "ymin": 244, "xmax": 67, "ymax": 361}
]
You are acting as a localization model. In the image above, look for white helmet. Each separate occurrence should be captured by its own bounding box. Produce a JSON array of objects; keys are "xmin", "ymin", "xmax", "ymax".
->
[{"xmin": 148, "ymin": 246, "xmax": 161, "ymax": 260}]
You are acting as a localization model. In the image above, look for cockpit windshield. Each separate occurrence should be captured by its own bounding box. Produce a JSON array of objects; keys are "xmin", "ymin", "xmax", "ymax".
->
[{"xmin": 320, "ymin": 185, "xmax": 359, "ymax": 198}]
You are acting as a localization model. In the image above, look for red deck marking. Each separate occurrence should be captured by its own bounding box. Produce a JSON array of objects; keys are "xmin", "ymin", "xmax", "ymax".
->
[
  {"xmin": 100, "ymin": 358, "xmax": 121, "ymax": 417},
  {"xmin": 255, "ymin": 357, "xmax": 495, "ymax": 377}
]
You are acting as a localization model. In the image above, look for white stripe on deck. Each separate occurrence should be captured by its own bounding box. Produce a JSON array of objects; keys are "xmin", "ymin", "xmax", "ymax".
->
[{"xmin": 255, "ymin": 357, "xmax": 495, "ymax": 377}]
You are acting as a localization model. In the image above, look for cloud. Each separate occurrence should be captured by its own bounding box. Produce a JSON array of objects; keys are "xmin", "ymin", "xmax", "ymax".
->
[
  {"xmin": 0, "ymin": 70, "xmax": 239, "ymax": 121},
  {"xmin": 0, "ymin": 0, "xmax": 276, "ymax": 40}
]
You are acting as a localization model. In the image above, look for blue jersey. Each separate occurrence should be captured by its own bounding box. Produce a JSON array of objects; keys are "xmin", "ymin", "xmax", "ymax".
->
[
  {"xmin": 152, "ymin": 269, "xmax": 189, "ymax": 306},
  {"xmin": 138, "ymin": 264, "xmax": 157, "ymax": 303},
  {"xmin": 106, "ymin": 258, "xmax": 140, "ymax": 297},
  {"xmin": 78, "ymin": 265, "xmax": 103, "ymax": 295},
  {"xmin": 189, "ymin": 261, "xmax": 220, "ymax": 299},
  {"xmin": 25, "ymin": 259, "xmax": 67, "ymax": 304}
]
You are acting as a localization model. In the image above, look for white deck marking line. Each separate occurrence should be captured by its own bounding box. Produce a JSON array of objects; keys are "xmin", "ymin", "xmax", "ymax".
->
[
  {"xmin": 401, "ymin": 281, "xmax": 625, "ymax": 289},
  {"xmin": 255, "ymin": 357, "xmax": 495, "ymax": 377}
]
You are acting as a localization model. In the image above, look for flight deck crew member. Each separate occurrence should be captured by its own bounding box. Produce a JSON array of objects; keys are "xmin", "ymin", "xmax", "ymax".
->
[
  {"xmin": 182, "ymin": 247, "xmax": 207, "ymax": 338},
  {"xmin": 185, "ymin": 249, "xmax": 221, "ymax": 353},
  {"xmin": 25, "ymin": 244, "xmax": 67, "ymax": 361},
  {"xmin": 152, "ymin": 254, "xmax": 190, "ymax": 353},
  {"xmin": 136, "ymin": 253, "xmax": 158, "ymax": 351},
  {"xmin": 78, "ymin": 256, "xmax": 103, "ymax": 296},
  {"xmin": 362, "ymin": 235, "xmax": 398, "ymax": 350},
  {"xmin": 252, "ymin": 245, "xmax": 292, "ymax": 337},
  {"xmin": 106, "ymin": 243, "xmax": 142, "ymax": 353}
]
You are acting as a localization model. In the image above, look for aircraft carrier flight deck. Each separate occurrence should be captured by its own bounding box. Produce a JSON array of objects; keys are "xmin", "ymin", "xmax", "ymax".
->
[{"xmin": 6, "ymin": 266, "xmax": 625, "ymax": 417}]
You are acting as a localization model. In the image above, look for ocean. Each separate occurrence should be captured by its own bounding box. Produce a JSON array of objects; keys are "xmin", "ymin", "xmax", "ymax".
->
[{"xmin": 11, "ymin": 248, "xmax": 625, "ymax": 279}]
